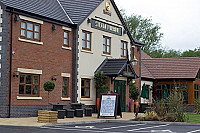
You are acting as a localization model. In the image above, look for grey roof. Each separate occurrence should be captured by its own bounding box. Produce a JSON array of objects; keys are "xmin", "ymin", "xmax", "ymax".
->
[
  {"xmin": 59, "ymin": 0, "xmax": 103, "ymax": 24},
  {"xmin": 95, "ymin": 58, "xmax": 138, "ymax": 78},
  {"xmin": 1, "ymin": 0, "xmax": 72, "ymax": 24}
]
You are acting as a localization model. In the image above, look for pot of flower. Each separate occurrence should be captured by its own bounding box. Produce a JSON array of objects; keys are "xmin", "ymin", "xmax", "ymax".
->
[{"xmin": 38, "ymin": 81, "xmax": 57, "ymax": 123}]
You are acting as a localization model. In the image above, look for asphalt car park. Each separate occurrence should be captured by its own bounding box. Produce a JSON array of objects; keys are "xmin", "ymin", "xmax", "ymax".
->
[{"xmin": 41, "ymin": 122, "xmax": 200, "ymax": 133}]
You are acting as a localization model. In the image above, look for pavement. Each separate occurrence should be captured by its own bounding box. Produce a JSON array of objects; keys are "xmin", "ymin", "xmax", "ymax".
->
[{"xmin": 0, "ymin": 112, "xmax": 140, "ymax": 127}]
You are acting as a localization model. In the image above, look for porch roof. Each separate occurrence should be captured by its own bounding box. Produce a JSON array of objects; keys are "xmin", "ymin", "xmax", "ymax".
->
[{"xmin": 95, "ymin": 58, "xmax": 138, "ymax": 79}]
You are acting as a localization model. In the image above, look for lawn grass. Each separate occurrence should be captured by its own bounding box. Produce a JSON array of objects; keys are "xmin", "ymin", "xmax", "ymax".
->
[{"xmin": 185, "ymin": 113, "xmax": 200, "ymax": 123}]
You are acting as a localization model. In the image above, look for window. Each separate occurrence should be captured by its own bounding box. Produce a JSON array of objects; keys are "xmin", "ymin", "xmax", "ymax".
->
[
  {"xmin": 82, "ymin": 31, "xmax": 91, "ymax": 50},
  {"xmin": 194, "ymin": 84, "xmax": 199, "ymax": 100},
  {"xmin": 155, "ymin": 84, "xmax": 162, "ymax": 100},
  {"xmin": 81, "ymin": 79, "xmax": 90, "ymax": 98},
  {"xmin": 62, "ymin": 78, "xmax": 69, "ymax": 97},
  {"xmin": 146, "ymin": 85, "xmax": 150, "ymax": 99},
  {"xmin": 121, "ymin": 41, "xmax": 127, "ymax": 57},
  {"xmin": 64, "ymin": 31, "xmax": 69, "ymax": 47},
  {"xmin": 180, "ymin": 84, "xmax": 188, "ymax": 104},
  {"xmin": 21, "ymin": 21, "xmax": 40, "ymax": 41},
  {"xmin": 19, "ymin": 74, "xmax": 39, "ymax": 96},
  {"xmin": 103, "ymin": 36, "xmax": 111, "ymax": 54}
]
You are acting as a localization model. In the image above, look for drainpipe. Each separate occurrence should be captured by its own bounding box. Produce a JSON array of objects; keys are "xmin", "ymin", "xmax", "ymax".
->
[
  {"xmin": 139, "ymin": 47, "xmax": 142, "ymax": 103},
  {"xmin": 8, "ymin": 9, "xmax": 13, "ymax": 118}
]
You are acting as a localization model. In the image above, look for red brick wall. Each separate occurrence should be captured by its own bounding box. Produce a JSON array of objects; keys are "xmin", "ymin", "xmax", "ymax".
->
[
  {"xmin": 8, "ymin": 14, "xmax": 73, "ymax": 105},
  {"xmin": 133, "ymin": 45, "xmax": 141, "ymax": 89}
]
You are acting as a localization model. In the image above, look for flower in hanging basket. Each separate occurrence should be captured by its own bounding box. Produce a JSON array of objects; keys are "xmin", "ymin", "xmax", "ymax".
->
[{"xmin": 43, "ymin": 81, "xmax": 55, "ymax": 92}]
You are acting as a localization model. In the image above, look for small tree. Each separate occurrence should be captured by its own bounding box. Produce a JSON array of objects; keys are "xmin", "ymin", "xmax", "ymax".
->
[
  {"xmin": 94, "ymin": 71, "xmax": 108, "ymax": 97},
  {"xmin": 129, "ymin": 82, "xmax": 139, "ymax": 101},
  {"xmin": 43, "ymin": 81, "xmax": 55, "ymax": 109}
]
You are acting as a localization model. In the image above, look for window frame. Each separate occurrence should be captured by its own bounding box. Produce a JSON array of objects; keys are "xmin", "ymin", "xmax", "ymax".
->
[
  {"xmin": 103, "ymin": 36, "xmax": 111, "ymax": 55},
  {"xmin": 82, "ymin": 30, "xmax": 91, "ymax": 51},
  {"xmin": 20, "ymin": 20, "xmax": 41, "ymax": 42},
  {"xmin": 62, "ymin": 77, "xmax": 69, "ymax": 98},
  {"xmin": 19, "ymin": 73, "xmax": 40, "ymax": 97},
  {"xmin": 121, "ymin": 41, "xmax": 128, "ymax": 57},
  {"xmin": 81, "ymin": 78, "xmax": 90, "ymax": 98},
  {"xmin": 194, "ymin": 84, "xmax": 199, "ymax": 100},
  {"xmin": 63, "ymin": 31, "xmax": 70, "ymax": 47}
]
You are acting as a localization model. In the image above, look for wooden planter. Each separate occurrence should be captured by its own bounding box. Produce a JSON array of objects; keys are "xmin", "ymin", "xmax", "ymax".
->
[{"xmin": 38, "ymin": 110, "xmax": 58, "ymax": 123}]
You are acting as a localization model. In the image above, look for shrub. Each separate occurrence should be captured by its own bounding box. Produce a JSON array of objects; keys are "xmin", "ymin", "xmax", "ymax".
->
[
  {"xmin": 129, "ymin": 82, "xmax": 139, "ymax": 101},
  {"xmin": 94, "ymin": 71, "xmax": 108, "ymax": 97},
  {"xmin": 43, "ymin": 81, "xmax": 55, "ymax": 92},
  {"xmin": 194, "ymin": 98, "xmax": 200, "ymax": 114}
]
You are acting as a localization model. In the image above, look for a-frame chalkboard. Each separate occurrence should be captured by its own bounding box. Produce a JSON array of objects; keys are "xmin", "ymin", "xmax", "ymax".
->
[{"xmin": 97, "ymin": 94, "xmax": 122, "ymax": 119}]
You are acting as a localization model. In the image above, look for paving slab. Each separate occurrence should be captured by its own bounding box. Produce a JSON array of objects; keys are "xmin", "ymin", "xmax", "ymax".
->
[{"xmin": 0, "ymin": 112, "xmax": 138, "ymax": 127}]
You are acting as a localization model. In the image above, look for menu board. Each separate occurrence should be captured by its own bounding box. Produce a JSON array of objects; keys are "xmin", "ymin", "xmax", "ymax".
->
[{"xmin": 100, "ymin": 95, "xmax": 116, "ymax": 116}]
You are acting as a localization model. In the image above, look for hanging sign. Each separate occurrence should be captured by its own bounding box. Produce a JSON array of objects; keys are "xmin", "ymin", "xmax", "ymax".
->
[{"xmin": 91, "ymin": 19, "xmax": 122, "ymax": 36}]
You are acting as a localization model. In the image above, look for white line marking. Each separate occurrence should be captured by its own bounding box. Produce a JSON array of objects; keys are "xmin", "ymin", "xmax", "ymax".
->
[
  {"xmin": 127, "ymin": 124, "xmax": 169, "ymax": 132},
  {"xmin": 187, "ymin": 129, "xmax": 200, "ymax": 133},
  {"xmin": 102, "ymin": 124, "xmax": 146, "ymax": 130},
  {"xmin": 41, "ymin": 126, "xmax": 122, "ymax": 133}
]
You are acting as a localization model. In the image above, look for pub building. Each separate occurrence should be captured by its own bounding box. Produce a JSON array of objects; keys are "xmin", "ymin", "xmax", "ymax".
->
[
  {"xmin": 0, "ymin": 0, "xmax": 143, "ymax": 118},
  {"xmin": 75, "ymin": 0, "xmax": 143, "ymax": 112},
  {"xmin": 141, "ymin": 51, "xmax": 200, "ymax": 112}
]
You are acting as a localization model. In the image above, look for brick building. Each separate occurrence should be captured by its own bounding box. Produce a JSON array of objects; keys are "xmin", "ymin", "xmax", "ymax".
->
[
  {"xmin": 0, "ymin": 0, "xmax": 143, "ymax": 117},
  {"xmin": 0, "ymin": 0, "xmax": 76, "ymax": 117},
  {"xmin": 141, "ymin": 51, "xmax": 200, "ymax": 111}
]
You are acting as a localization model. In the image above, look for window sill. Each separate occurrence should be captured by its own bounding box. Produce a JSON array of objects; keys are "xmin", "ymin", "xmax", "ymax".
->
[
  {"xmin": 17, "ymin": 96, "xmax": 42, "ymax": 100},
  {"xmin": 62, "ymin": 46, "xmax": 72, "ymax": 50},
  {"xmin": 81, "ymin": 49, "xmax": 93, "ymax": 54},
  {"xmin": 61, "ymin": 97, "xmax": 71, "ymax": 101},
  {"xmin": 80, "ymin": 98, "xmax": 93, "ymax": 101},
  {"xmin": 101, "ymin": 53, "xmax": 112, "ymax": 57},
  {"xmin": 18, "ymin": 37, "xmax": 43, "ymax": 45}
]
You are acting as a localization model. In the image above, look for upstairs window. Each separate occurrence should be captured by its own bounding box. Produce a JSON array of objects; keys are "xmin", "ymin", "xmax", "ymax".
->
[
  {"xmin": 63, "ymin": 31, "xmax": 69, "ymax": 47},
  {"xmin": 82, "ymin": 31, "xmax": 91, "ymax": 51},
  {"xmin": 103, "ymin": 36, "xmax": 111, "ymax": 55},
  {"xmin": 21, "ymin": 21, "xmax": 40, "ymax": 41},
  {"xmin": 19, "ymin": 74, "xmax": 40, "ymax": 96},
  {"xmin": 121, "ymin": 41, "xmax": 127, "ymax": 57}
]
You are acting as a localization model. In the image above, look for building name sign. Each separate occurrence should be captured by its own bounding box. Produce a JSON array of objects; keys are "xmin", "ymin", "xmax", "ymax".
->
[{"xmin": 91, "ymin": 19, "xmax": 122, "ymax": 36}]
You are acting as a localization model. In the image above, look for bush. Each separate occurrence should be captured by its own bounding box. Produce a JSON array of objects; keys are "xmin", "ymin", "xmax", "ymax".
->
[
  {"xmin": 129, "ymin": 82, "xmax": 139, "ymax": 101},
  {"xmin": 194, "ymin": 99, "xmax": 200, "ymax": 114},
  {"xmin": 43, "ymin": 81, "xmax": 55, "ymax": 92}
]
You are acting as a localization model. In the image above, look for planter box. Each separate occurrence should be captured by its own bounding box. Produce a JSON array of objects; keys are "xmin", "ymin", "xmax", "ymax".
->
[
  {"xmin": 66, "ymin": 109, "xmax": 75, "ymax": 118},
  {"xmin": 38, "ymin": 110, "xmax": 58, "ymax": 123}
]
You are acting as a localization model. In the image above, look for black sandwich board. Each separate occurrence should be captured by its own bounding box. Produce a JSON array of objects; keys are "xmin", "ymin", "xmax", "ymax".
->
[{"xmin": 97, "ymin": 93, "xmax": 122, "ymax": 119}]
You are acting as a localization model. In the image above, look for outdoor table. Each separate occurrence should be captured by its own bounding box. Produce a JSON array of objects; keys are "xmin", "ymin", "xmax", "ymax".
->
[
  {"xmin": 71, "ymin": 103, "xmax": 84, "ymax": 110},
  {"xmin": 51, "ymin": 103, "xmax": 67, "ymax": 111}
]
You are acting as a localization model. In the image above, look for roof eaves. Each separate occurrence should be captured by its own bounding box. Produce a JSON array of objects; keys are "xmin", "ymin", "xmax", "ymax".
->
[
  {"xmin": 56, "ymin": 0, "xmax": 74, "ymax": 24},
  {"xmin": 110, "ymin": 0, "xmax": 144, "ymax": 47},
  {"xmin": 141, "ymin": 62, "xmax": 155, "ymax": 79},
  {"xmin": 78, "ymin": 0, "xmax": 103, "ymax": 25},
  {"xmin": 117, "ymin": 59, "xmax": 128, "ymax": 75},
  {"xmin": 94, "ymin": 58, "xmax": 108, "ymax": 74}
]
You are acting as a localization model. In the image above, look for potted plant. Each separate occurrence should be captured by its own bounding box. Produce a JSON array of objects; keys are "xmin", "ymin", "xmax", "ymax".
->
[
  {"xmin": 129, "ymin": 82, "xmax": 139, "ymax": 112},
  {"xmin": 94, "ymin": 71, "xmax": 109, "ymax": 111},
  {"xmin": 38, "ymin": 81, "xmax": 56, "ymax": 123}
]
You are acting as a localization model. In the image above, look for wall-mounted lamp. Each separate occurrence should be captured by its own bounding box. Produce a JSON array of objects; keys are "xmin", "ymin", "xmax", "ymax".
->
[
  {"xmin": 51, "ymin": 75, "xmax": 57, "ymax": 81},
  {"xmin": 13, "ymin": 71, "xmax": 19, "ymax": 77},
  {"xmin": 87, "ymin": 18, "xmax": 91, "ymax": 23},
  {"xmin": 52, "ymin": 25, "xmax": 57, "ymax": 30},
  {"xmin": 131, "ymin": 56, "xmax": 138, "ymax": 66},
  {"xmin": 14, "ymin": 15, "xmax": 20, "ymax": 22}
]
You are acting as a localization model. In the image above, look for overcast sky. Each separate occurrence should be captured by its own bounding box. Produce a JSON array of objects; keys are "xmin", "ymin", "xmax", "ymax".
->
[{"xmin": 115, "ymin": 0, "xmax": 200, "ymax": 51}]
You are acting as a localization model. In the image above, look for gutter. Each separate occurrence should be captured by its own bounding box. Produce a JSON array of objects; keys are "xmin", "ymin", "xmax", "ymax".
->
[{"xmin": 8, "ymin": 9, "xmax": 13, "ymax": 118}]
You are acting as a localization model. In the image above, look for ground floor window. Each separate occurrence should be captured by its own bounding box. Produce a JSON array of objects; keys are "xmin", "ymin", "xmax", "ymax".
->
[
  {"xmin": 194, "ymin": 84, "xmax": 199, "ymax": 100},
  {"xmin": 62, "ymin": 77, "xmax": 69, "ymax": 97},
  {"xmin": 81, "ymin": 78, "xmax": 90, "ymax": 98},
  {"xmin": 19, "ymin": 74, "xmax": 39, "ymax": 96},
  {"xmin": 155, "ymin": 83, "xmax": 188, "ymax": 104}
]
